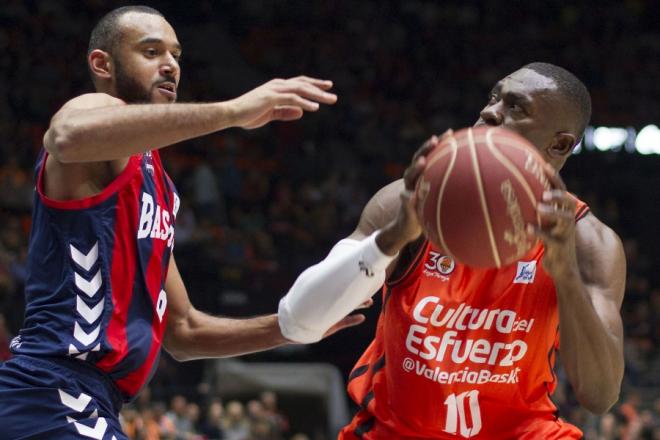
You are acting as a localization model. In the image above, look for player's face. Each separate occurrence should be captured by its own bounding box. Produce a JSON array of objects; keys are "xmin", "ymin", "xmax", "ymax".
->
[
  {"xmin": 475, "ymin": 69, "xmax": 568, "ymax": 163},
  {"xmin": 112, "ymin": 13, "xmax": 181, "ymax": 104}
]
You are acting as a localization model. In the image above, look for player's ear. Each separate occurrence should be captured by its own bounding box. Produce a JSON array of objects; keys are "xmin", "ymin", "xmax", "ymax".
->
[
  {"xmin": 548, "ymin": 132, "xmax": 575, "ymax": 158},
  {"xmin": 88, "ymin": 49, "xmax": 113, "ymax": 81}
]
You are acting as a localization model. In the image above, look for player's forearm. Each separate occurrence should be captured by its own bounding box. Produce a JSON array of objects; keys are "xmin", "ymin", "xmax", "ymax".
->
[
  {"xmin": 165, "ymin": 310, "xmax": 288, "ymax": 361},
  {"xmin": 278, "ymin": 232, "xmax": 396, "ymax": 343},
  {"xmin": 45, "ymin": 102, "xmax": 235, "ymax": 163},
  {"xmin": 554, "ymin": 269, "xmax": 624, "ymax": 414}
]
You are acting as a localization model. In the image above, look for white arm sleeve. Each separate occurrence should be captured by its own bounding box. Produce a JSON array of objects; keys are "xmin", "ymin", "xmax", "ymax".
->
[{"xmin": 278, "ymin": 231, "xmax": 397, "ymax": 343}]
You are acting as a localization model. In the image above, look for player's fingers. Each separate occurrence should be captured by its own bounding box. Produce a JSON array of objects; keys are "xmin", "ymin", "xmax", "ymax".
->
[
  {"xmin": 402, "ymin": 136, "xmax": 440, "ymax": 191},
  {"xmin": 403, "ymin": 156, "xmax": 427, "ymax": 191},
  {"xmin": 339, "ymin": 314, "xmax": 366, "ymax": 329},
  {"xmin": 537, "ymin": 203, "xmax": 574, "ymax": 221},
  {"xmin": 438, "ymin": 128, "xmax": 454, "ymax": 142},
  {"xmin": 412, "ymin": 135, "xmax": 439, "ymax": 162},
  {"xmin": 277, "ymin": 82, "xmax": 337, "ymax": 104},
  {"xmin": 271, "ymin": 106, "xmax": 304, "ymax": 121},
  {"xmin": 541, "ymin": 190, "xmax": 576, "ymax": 212},
  {"xmin": 356, "ymin": 298, "xmax": 374, "ymax": 310},
  {"xmin": 292, "ymin": 76, "xmax": 334, "ymax": 90},
  {"xmin": 324, "ymin": 314, "xmax": 366, "ymax": 338},
  {"xmin": 276, "ymin": 93, "xmax": 321, "ymax": 111},
  {"xmin": 536, "ymin": 205, "xmax": 575, "ymax": 239},
  {"xmin": 526, "ymin": 223, "xmax": 560, "ymax": 244}
]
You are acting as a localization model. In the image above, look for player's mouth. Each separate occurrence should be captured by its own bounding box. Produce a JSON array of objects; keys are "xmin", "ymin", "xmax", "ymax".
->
[{"xmin": 156, "ymin": 82, "xmax": 177, "ymax": 100}]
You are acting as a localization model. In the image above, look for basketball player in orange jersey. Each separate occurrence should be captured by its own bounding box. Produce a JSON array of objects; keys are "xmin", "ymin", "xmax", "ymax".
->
[{"xmin": 278, "ymin": 63, "xmax": 625, "ymax": 439}]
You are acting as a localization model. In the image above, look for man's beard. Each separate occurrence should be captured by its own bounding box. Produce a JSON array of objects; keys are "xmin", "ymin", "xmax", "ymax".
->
[{"xmin": 113, "ymin": 57, "xmax": 152, "ymax": 103}]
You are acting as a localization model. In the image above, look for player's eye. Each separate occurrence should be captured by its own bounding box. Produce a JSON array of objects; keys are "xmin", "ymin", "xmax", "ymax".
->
[
  {"xmin": 144, "ymin": 48, "xmax": 158, "ymax": 57},
  {"xmin": 487, "ymin": 93, "xmax": 498, "ymax": 105}
]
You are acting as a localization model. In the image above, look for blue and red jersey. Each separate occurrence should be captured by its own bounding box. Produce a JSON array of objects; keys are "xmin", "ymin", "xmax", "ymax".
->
[{"xmin": 11, "ymin": 150, "xmax": 179, "ymax": 401}]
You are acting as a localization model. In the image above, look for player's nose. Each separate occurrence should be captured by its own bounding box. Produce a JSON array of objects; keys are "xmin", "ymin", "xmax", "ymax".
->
[
  {"xmin": 159, "ymin": 55, "xmax": 179, "ymax": 77},
  {"xmin": 479, "ymin": 105, "xmax": 503, "ymax": 126}
]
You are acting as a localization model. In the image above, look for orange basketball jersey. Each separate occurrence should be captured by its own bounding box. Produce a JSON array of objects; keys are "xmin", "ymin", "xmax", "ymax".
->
[{"xmin": 340, "ymin": 200, "xmax": 591, "ymax": 439}]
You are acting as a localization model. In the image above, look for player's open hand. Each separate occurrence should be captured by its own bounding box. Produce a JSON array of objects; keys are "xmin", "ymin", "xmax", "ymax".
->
[
  {"xmin": 227, "ymin": 76, "xmax": 337, "ymax": 129},
  {"xmin": 527, "ymin": 166, "xmax": 578, "ymax": 278}
]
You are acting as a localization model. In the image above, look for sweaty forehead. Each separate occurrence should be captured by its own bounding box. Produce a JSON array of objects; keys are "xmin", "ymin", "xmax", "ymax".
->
[
  {"xmin": 117, "ymin": 12, "xmax": 179, "ymax": 46},
  {"xmin": 498, "ymin": 68, "xmax": 558, "ymax": 98}
]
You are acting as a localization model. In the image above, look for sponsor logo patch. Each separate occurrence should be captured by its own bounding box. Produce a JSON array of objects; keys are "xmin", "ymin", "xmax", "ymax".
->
[{"xmin": 513, "ymin": 261, "xmax": 536, "ymax": 284}]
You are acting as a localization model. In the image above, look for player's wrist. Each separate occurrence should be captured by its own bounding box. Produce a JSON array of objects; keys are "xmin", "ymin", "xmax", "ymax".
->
[
  {"xmin": 216, "ymin": 99, "xmax": 241, "ymax": 129},
  {"xmin": 376, "ymin": 224, "xmax": 414, "ymax": 256}
]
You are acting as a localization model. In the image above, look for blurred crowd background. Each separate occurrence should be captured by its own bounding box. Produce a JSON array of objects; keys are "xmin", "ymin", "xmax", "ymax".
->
[{"xmin": 1, "ymin": 1, "xmax": 659, "ymax": 439}]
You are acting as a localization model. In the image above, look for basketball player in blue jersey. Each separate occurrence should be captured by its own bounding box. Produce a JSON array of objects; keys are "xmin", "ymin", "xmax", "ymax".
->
[{"xmin": 0, "ymin": 6, "xmax": 363, "ymax": 439}]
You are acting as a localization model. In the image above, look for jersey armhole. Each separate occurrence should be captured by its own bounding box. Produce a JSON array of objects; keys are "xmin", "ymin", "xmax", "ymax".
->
[
  {"xmin": 37, "ymin": 152, "xmax": 142, "ymax": 210},
  {"xmin": 575, "ymin": 205, "xmax": 590, "ymax": 222}
]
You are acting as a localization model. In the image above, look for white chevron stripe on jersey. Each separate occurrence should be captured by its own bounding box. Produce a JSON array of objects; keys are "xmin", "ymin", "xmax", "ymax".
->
[
  {"xmin": 73, "ymin": 321, "xmax": 100, "ymax": 346},
  {"xmin": 74, "ymin": 270, "xmax": 102, "ymax": 298},
  {"xmin": 68, "ymin": 343, "xmax": 80, "ymax": 355},
  {"xmin": 70, "ymin": 242, "xmax": 99, "ymax": 272},
  {"xmin": 66, "ymin": 408, "xmax": 99, "ymax": 424},
  {"xmin": 58, "ymin": 389, "xmax": 91, "ymax": 413},
  {"xmin": 75, "ymin": 343, "xmax": 100, "ymax": 360},
  {"xmin": 69, "ymin": 342, "xmax": 101, "ymax": 357},
  {"xmin": 73, "ymin": 417, "xmax": 108, "ymax": 440},
  {"xmin": 76, "ymin": 296, "xmax": 103, "ymax": 324}
]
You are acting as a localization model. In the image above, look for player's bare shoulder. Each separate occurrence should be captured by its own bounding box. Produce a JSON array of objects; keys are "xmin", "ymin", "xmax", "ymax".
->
[
  {"xmin": 44, "ymin": 93, "xmax": 125, "ymax": 158},
  {"xmin": 62, "ymin": 92, "xmax": 125, "ymax": 110},
  {"xmin": 575, "ymin": 212, "xmax": 626, "ymax": 302},
  {"xmin": 43, "ymin": 93, "xmax": 128, "ymax": 201},
  {"xmin": 348, "ymin": 179, "xmax": 405, "ymax": 240},
  {"xmin": 575, "ymin": 212, "xmax": 623, "ymax": 255}
]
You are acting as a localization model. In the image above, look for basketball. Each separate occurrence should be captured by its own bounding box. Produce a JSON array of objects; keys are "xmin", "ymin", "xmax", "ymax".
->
[{"xmin": 416, "ymin": 126, "xmax": 551, "ymax": 268}]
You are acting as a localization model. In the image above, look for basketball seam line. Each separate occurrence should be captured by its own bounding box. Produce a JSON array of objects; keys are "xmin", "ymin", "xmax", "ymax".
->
[
  {"xmin": 469, "ymin": 128, "xmax": 501, "ymax": 267},
  {"xmin": 485, "ymin": 130, "xmax": 543, "ymax": 240},
  {"xmin": 436, "ymin": 135, "xmax": 459, "ymax": 257}
]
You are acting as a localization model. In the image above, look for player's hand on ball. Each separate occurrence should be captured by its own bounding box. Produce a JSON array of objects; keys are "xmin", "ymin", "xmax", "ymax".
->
[
  {"xmin": 227, "ymin": 76, "xmax": 337, "ymax": 129},
  {"xmin": 527, "ymin": 166, "xmax": 578, "ymax": 277},
  {"xmin": 377, "ymin": 133, "xmax": 450, "ymax": 255}
]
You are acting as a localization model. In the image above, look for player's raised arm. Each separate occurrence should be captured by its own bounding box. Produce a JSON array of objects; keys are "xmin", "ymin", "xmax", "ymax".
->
[
  {"xmin": 44, "ymin": 76, "xmax": 336, "ymax": 164},
  {"xmin": 532, "ymin": 172, "xmax": 626, "ymax": 414}
]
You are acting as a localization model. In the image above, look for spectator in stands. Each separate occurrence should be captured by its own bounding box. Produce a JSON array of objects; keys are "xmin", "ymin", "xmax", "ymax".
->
[
  {"xmin": 201, "ymin": 399, "xmax": 226, "ymax": 440},
  {"xmin": 222, "ymin": 400, "xmax": 251, "ymax": 440}
]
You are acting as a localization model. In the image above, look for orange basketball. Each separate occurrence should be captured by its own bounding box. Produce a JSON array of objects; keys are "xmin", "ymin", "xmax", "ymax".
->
[{"xmin": 415, "ymin": 126, "xmax": 551, "ymax": 268}]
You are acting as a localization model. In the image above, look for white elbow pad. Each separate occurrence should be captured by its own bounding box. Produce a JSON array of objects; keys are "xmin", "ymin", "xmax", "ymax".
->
[{"xmin": 278, "ymin": 231, "xmax": 396, "ymax": 343}]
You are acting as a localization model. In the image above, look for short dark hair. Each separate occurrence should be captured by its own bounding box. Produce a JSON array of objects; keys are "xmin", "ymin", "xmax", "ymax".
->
[
  {"xmin": 88, "ymin": 6, "xmax": 164, "ymax": 56},
  {"xmin": 523, "ymin": 62, "xmax": 592, "ymax": 143}
]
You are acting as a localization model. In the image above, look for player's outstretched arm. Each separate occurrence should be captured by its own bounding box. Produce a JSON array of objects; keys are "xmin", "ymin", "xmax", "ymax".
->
[
  {"xmin": 530, "ymin": 172, "xmax": 626, "ymax": 414},
  {"xmin": 162, "ymin": 256, "xmax": 366, "ymax": 361},
  {"xmin": 44, "ymin": 76, "xmax": 336, "ymax": 164},
  {"xmin": 277, "ymin": 135, "xmax": 443, "ymax": 343}
]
